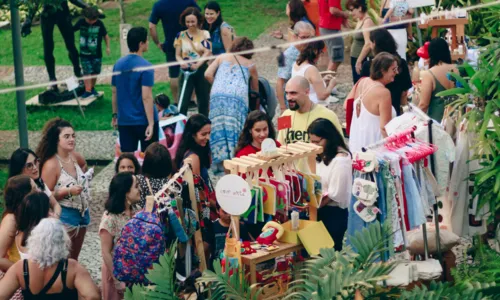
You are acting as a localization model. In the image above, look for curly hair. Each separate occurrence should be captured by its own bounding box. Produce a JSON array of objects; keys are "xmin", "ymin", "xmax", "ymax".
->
[
  {"xmin": 296, "ymin": 40, "xmax": 325, "ymax": 65},
  {"xmin": 16, "ymin": 191, "xmax": 50, "ymax": 247},
  {"xmin": 234, "ymin": 110, "xmax": 276, "ymax": 155},
  {"xmin": 180, "ymin": 7, "xmax": 204, "ymax": 27},
  {"xmin": 3, "ymin": 175, "xmax": 33, "ymax": 217},
  {"xmin": 230, "ymin": 37, "xmax": 254, "ymax": 59},
  {"xmin": 36, "ymin": 118, "xmax": 73, "ymax": 170},
  {"xmin": 27, "ymin": 218, "xmax": 71, "ymax": 270}
]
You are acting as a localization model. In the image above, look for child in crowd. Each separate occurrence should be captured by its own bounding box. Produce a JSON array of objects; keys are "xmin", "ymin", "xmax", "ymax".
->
[
  {"xmin": 74, "ymin": 6, "xmax": 110, "ymax": 99},
  {"xmin": 115, "ymin": 153, "xmax": 141, "ymax": 175},
  {"xmin": 206, "ymin": 202, "xmax": 252, "ymax": 269},
  {"xmin": 155, "ymin": 93, "xmax": 179, "ymax": 120}
]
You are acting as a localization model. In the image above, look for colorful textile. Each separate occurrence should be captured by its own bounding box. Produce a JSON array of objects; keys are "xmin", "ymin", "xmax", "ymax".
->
[
  {"xmin": 113, "ymin": 211, "xmax": 165, "ymax": 285},
  {"xmin": 209, "ymin": 61, "xmax": 250, "ymax": 164}
]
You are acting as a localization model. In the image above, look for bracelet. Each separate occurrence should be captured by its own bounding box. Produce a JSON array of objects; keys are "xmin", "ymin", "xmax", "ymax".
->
[{"xmin": 68, "ymin": 187, "xmax": 72, "ymax": 197}]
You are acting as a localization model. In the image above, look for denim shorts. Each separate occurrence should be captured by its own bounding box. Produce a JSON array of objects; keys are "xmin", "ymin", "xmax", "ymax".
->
[
  {"xmin": 319, "ymin": 28, "xmax": 344, "ymax": 63},
  {"xmin": 59, "ymin": 206, "xmax": 90, "ymax": 229},
  {"xmin": 81, "ymin": 56, "xmax": 102, "ymax": 75}
]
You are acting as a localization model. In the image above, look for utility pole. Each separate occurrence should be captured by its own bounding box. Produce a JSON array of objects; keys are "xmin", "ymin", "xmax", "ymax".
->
[{"xmin": 10, "ymin": 0, "xmax": 29, "ymax": 148}]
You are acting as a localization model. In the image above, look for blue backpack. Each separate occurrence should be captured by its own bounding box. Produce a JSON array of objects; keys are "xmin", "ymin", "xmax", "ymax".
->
[{"xmin": 113, "ymin": 211, "xmax": 166, "ymax": 285}]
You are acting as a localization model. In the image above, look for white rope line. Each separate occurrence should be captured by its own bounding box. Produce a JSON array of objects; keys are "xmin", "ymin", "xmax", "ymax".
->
[{"xmin": 0, "ymin": 0, "xmax": 498, "ymax": 95}]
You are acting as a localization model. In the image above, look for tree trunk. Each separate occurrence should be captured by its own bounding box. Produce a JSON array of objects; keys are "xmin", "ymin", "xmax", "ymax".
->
[{"xmin": 118, "ymin": 0, "xmax": 126, "ymax": 24}]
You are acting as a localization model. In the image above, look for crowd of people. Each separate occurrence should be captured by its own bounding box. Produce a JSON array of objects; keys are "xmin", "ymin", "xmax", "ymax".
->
[{"xmin": 0, "ymin": 0, "xmax": 461, "ymax": 298}]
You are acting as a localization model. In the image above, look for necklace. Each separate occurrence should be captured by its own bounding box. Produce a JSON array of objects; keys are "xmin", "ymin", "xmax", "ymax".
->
[{"xmin": 56, "ymin": 154, "xmax": 72, "ymax": 164}]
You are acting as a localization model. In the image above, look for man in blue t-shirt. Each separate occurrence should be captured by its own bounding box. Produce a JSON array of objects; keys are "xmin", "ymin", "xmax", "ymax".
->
[
  {"xmin": 148, "ymin": 0, "xmax": 199, "ymax": 102},
  {"xmin": 111, "ymin": 27, "xmax": 159, "ymax": 152}
]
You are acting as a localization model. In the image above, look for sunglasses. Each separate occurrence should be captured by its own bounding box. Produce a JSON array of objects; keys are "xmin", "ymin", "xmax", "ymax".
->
[{"xmin": 25, "ymin": 158, "xmax": 40, "ymax": 171}]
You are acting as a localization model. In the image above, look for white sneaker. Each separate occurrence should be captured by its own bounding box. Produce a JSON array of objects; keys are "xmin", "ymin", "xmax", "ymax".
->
[{"xmin": 331, "ymin": 87, "xmax": 346, "ymax": 99}]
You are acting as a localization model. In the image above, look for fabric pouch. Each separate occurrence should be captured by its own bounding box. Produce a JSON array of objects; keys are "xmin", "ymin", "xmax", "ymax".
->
[
  {"xmin": 352, "ymin": 177, "xmax": 379, "ymax": 206},
  {"xmin": 353, "ymin": 151, "xmax": 379, "ymax": 173},
  {"xmin": 353, "ymin": 200, "xmax": 380, "ymax": 222}
]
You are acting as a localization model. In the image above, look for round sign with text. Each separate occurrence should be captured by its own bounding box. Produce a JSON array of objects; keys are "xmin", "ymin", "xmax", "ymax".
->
[{"xmin": 215, "ymin": 174, "xmax": 252, "ymax": 215}]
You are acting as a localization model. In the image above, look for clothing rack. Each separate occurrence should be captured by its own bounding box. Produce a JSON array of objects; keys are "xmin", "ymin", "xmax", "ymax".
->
[
  {"xmin": 407, "ymin": 104, "xmax": 443, "ymax": 263},
  {"xmin": 156, "ymin": 163, "xmax": 207, "ymax": 272},
  {"xmin": 223, "ymin": 142, "xmax": 323, "ymax": 238}
]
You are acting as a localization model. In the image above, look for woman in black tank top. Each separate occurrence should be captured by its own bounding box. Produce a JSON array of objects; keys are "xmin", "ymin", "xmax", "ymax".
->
[{"xmin": 0, "ymin": 218, "xmax": 100, "ymax": 299}]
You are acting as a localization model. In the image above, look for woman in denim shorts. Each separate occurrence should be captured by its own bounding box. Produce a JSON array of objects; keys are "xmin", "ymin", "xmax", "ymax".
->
[{"xmin": 37, "ymin": 118, "xmax": 92, "ymax": 260}]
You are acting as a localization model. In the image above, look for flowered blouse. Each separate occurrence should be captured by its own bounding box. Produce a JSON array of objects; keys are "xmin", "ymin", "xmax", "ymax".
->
[
  {"xmin": 99, "ymin": 211, "xmax": 134, "ymax": 244},
  {"xmin": 174, "ymin": 29, "xmax": 212, "ymax": 60}
]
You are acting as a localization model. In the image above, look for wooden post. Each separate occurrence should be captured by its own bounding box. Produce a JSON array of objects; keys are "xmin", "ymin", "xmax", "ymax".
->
[{"xmin": 184, "ymin": 167, "xmax": 207, "ymax": 272}]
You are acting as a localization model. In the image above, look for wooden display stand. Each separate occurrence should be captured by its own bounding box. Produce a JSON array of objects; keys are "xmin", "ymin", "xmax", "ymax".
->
[
  {"xmin": 223, "ymin": 141, "xmax": 323, "ymax": 290},
  {"xmin": 418, "ymin": 18, "xmax": 468, "ymax": 61},
  {"xmin": 155, "ymin": 163, "xmax": 207, "ymax": 272}
]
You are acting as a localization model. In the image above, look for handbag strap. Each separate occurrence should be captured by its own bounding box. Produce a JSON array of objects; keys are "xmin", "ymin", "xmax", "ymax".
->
[
  {"xmin": 233, "ymin": 55, "xmax": 248, "ymax": 82},
  {"xmin": 145, "ymin": 177, "xmax": 154, "ymax": 196}
]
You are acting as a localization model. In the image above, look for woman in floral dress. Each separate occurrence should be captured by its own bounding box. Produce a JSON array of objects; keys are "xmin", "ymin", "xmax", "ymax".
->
[
  {"xmin": 204, "ymin": 37, "xmax": 259, "ymax": 173},
  {"xmin": 99, "ymin": 173, "xmax": 140, "ymax": 299}
]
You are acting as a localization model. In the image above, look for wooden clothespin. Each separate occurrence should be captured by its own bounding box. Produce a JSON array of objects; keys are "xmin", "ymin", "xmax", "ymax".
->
[{"xmin": 145, "ymin": 195, "xmax": 155, "ymax": 213}]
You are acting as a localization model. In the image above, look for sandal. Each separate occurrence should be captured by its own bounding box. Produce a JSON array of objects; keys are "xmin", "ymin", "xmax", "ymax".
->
[{"xmin": 270, "ymin": 30, "xmax": 283, "ymax": 40}]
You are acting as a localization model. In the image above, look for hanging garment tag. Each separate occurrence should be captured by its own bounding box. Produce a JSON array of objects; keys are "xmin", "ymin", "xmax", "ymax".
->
[
  {"xmin": 277, "ymin": 115, "xmax": 292, "ymax": 131},
  {"xmin": 65, "ymin": 76, "xmax": 79, "ymax": 92}
]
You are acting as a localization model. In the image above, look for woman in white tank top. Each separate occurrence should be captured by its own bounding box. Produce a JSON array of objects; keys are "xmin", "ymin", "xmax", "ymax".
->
[
  {"xmin": 291, "ymin": 41, "xmax": 337, "ymax": 103},
  {"xmin": 347, "ymin": 53, "xmax": 399, "ymax": 152}
]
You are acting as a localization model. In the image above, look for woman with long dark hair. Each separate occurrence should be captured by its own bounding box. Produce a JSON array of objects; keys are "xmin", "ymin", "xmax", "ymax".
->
[
  {"xmin": 418, "ymin": 38, "xmax": 458, "ymax": 122},
  {"xmin": 8, "ymin": 148, "xmax": 62, "ymax": 217},
  {"xmin": 308, "ymin": 118, "xmax": 351, "ymax": 251},
  {"xmin": 235, "ymin": 110, "xmax": 280, "ymax": 157},
  {"xmin": 14, "ymin": 192, "xmax": 51, "ymax": 261},
  {"xmin": 205, "ymin": 37, "xmax": 259, "ymax": 173},
  {"xmin": 360, "ymin": 28, "xmax": 412, "ymax": 115},
  {"xmin": 36, "ymin": 118, "xmax": 90, "ymax": 260},
  {"xmin": 203, "ymin": 1, "xmax": 234, "ymax": 55},
  {"xmin": 175, "ymin": 114, "xmax": 212, "ymax": 185},
  {"xmin": 292, "ymin": 40, "xmax": 338, "ymax": 103},
  {"xmin": 287, "ymin": 0, "xmax": 315, "ymax": 30},
  {"xmin": 100, "ymin": 173, "xmax": 140, "ymax": 299},
  {"xmin": 0, "ymin": 175, "xmax": 35, "ymax": 272}
]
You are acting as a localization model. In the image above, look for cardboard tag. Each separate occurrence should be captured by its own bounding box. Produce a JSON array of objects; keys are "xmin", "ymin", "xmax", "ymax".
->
[
  {"xmin": 277, "ymin": 115, "xmax": 292, "ymax": 131},
  {"xmin": 215, "ymin": 174, "xmax": 252, "ymax": 215},
  {"xmin": 65, "ymin": 76, "xmax": 79, "ymax": 92}
]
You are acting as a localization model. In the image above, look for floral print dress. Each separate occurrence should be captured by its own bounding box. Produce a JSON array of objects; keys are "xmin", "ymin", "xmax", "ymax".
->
[{"xmin": 99, "ymin": 211, "xmax": 133, "ymax": 300}]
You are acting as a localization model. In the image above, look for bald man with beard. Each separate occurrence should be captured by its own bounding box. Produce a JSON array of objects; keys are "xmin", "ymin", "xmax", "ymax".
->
[{"xmin": 277, "ymin": 76, "xmax": 343, "ymax": 145}]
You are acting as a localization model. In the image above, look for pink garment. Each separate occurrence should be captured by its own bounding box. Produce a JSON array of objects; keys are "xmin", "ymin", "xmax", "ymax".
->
[{"xmin": 101, "ymin": 262, "xmax": 123, "ymax": 300}]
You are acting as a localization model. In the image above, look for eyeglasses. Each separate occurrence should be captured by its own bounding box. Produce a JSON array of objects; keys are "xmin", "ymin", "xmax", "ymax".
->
[
  {"xmin": 297, "ymin": 35, "xmax": 311, "ymax": 40},
  {"xmin": 310, "ymin": 138, "xmax": 323, "ymax": 145},
  {"xmin": 25, "ymin": 158, "xmax": 40, "ymax": 171}
]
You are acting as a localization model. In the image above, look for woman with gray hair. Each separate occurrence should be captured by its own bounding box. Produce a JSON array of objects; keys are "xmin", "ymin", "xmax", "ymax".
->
[
  {"xmin": 346, "ymin": 52, "xmax": 398, "ymax": 153},
  {"xmin": 0, "ymin": 218, "xmax": 100, "ymax": 299}
]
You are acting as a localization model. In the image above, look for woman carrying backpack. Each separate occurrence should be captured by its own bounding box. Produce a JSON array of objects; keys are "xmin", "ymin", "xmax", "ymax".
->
[{"xmin": 99, "ymin": 173, "xmax": 140, "ymax": 299}]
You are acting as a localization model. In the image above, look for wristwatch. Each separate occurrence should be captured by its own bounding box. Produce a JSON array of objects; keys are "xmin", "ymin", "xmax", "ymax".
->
[{"xmin": 112, "ymin": 113, "xmax": 118, "ymax": 118}]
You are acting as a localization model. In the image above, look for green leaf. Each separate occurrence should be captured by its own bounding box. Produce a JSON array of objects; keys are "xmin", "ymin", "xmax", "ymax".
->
[{"xmin": 436, "ymin": 88, "xmax": 469, "ymax": 97}]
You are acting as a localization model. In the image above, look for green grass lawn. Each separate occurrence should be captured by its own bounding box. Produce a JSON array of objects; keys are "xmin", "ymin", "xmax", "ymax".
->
[
  {"xmin": 0, "ymin": 0, "xmax": 286, "ymax": 66},
  {"xmin": 0, "ymin": 82, "xmax": 171, "ymax": 131}
]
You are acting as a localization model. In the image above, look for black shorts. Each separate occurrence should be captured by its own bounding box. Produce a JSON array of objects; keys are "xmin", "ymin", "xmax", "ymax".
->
[{"xmin": 118, "ymin": 122, "xmax": 159, "ymax": 152}]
